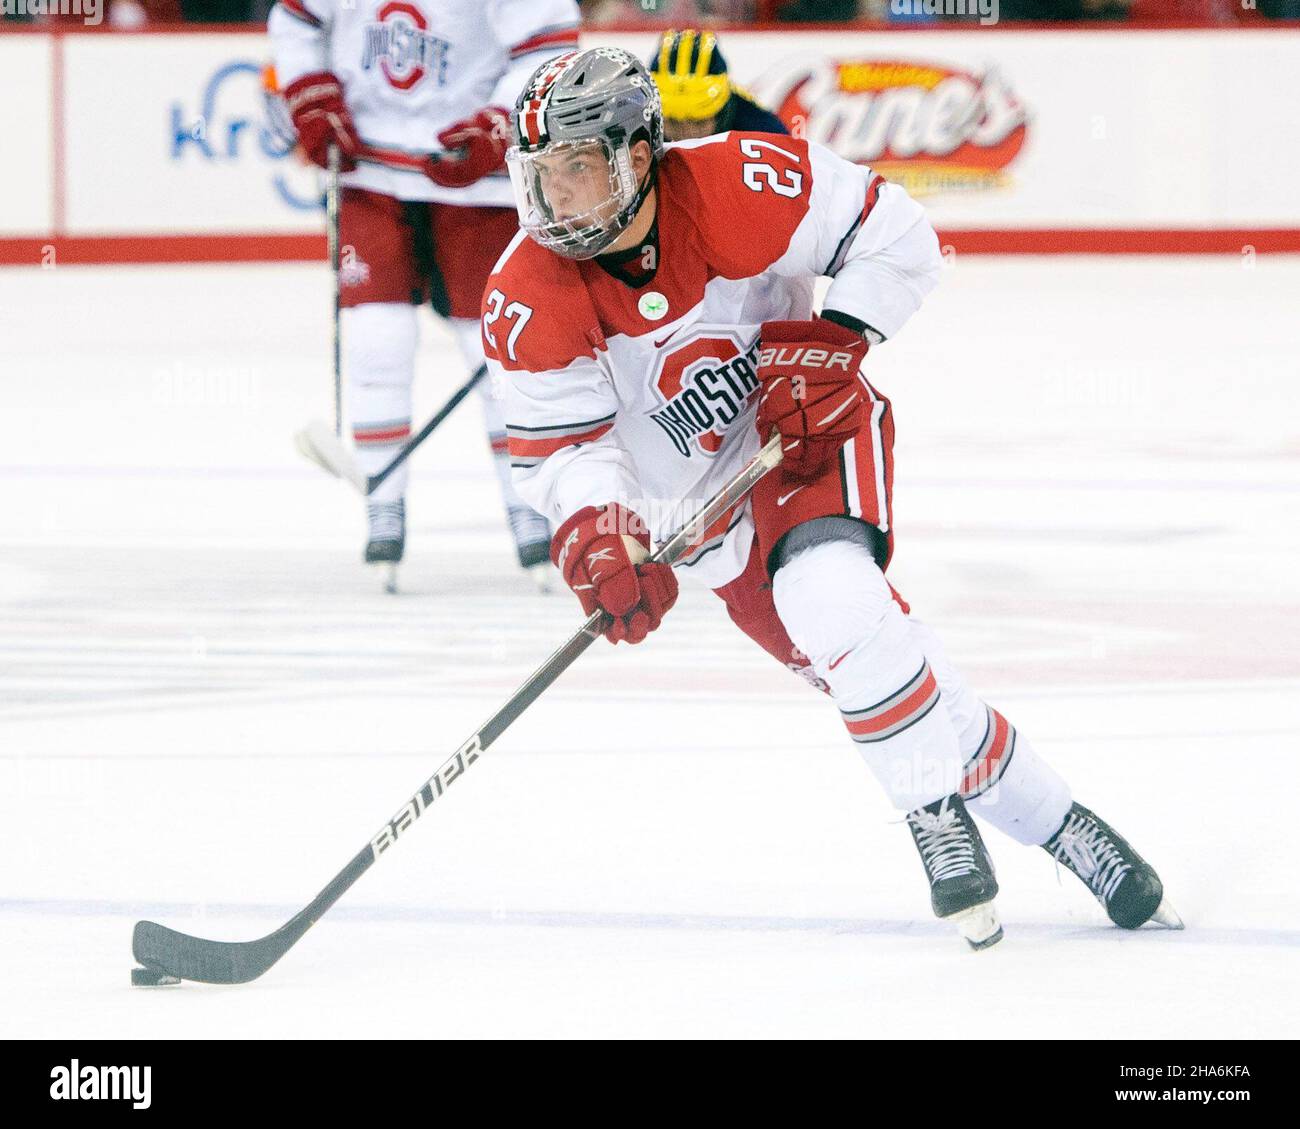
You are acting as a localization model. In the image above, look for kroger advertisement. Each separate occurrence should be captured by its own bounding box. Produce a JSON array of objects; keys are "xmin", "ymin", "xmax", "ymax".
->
[{"xmin": 4, "ymin": 25, "xmax": 1300, "ymax": 246}]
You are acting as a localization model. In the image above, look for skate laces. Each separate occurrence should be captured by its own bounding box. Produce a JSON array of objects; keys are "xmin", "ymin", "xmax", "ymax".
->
[
  {"xmin": 367, "ymin": 501, "xmax": 404, "ymax": 542},
  {"xmin": 909, "ymin": 803, "xmax": 977, "ymax": 882},
  {"xmin": 1051, "ymin": 812, "xmax": 1130, "ymax": 903}
]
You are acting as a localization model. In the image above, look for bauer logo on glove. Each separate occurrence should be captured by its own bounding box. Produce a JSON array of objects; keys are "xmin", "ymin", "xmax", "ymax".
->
[{"xmin": 754, "ymin": 316, "xmax": 870, "ymax": 480}]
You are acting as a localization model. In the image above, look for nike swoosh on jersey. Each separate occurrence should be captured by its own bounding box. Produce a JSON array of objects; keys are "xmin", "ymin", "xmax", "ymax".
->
[{"xmin": 653, "ymin": 328, "xmax": 681, "ymax": 349}]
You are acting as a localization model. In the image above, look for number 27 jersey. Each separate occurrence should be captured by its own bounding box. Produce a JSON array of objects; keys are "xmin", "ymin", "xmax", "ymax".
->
[{"xmin": 481, "ymin": 132, "xmax": 943, "ymax": 590}]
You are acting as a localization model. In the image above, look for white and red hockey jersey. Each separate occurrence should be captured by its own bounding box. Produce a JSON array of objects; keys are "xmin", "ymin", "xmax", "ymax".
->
[
  {"xmin": 268, "ymin": 0, "xmax": 581, "ymax": 205},
  {"xmin": 481, "ymin": 133, "xmax": 943, "ymax": 590}
]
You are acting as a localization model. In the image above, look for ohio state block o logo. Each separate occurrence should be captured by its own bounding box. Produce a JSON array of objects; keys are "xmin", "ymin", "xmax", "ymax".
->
[
  {"xmin": 649, "ymin": 332, "xmax": 760, "ymax": 458},
  {"xmin": 376, "ymin": 2, "xmax": 430, "ymax": 92}
]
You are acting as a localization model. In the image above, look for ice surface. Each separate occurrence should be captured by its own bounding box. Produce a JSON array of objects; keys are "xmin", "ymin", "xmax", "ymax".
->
[{"xmin": 1, "ymin": 255, "xmax": 1297, "ymax": 1038}]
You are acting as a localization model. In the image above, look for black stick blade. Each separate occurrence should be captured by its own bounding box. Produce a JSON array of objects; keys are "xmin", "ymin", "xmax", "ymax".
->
[
  {"xmin": 131, "ymin": 848, "xmax": 370, "ymax": 985},
  {"xmin": 132, "ymin": 920, "xmax": 286, "ymax": 985}
]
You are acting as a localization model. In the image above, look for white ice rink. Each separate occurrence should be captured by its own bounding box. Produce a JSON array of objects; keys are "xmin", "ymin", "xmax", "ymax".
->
[{"xmin": 2, "ymin": 253, "xmax": 1298, "ymax": 1039}]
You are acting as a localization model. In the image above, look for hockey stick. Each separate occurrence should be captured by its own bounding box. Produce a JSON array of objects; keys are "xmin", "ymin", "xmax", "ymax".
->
[
  {"xmin": 355, "ymin": 141, "xmax": 465, "ymax": 172},
  {"xmin": 293, "ymin": 364, "xmax": 487, "ymax": 496},
  {"xmin": 326, "ymin": 144, "xmax": 343, "ymax": 438},
  {"xmin": 132, "ymin": 434, "xmax": 786, "ymax": 985},
  {"xmin": 297, "ymin": 140, "xmax": 476, "ymax": 490},
  {"xmin": 319, "ymin": 142, "xmax": 445, "ymax": 443}
]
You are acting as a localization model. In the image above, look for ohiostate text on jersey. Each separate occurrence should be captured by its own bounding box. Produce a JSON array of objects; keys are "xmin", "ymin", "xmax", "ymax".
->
[
  {"xmin": 649, "ymin": 334, "xmax": 762, "ymax": 458},
  {"xmin": 362, "ymin": 2, "xmax": 450, "ymax": 91}
]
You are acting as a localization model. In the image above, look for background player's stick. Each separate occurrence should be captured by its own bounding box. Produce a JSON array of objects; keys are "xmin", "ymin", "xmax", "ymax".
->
[
  {"xmin": 326, "ymin": 144, "xmax": 343, "ymax": 438},
  {"xmin": 293, "ymin": 364, "xmax": 486, "ymax": 495},
  {"xmin": 318, "ymin": 140, "xmax": 467, "ymax": 439},
  {"xmin": 297, "ymin": 141, "xmax": 475, "ymax": 486},
  {"xmin": 131, "ymin": 434, "xmax": 786, "ymax": 986},
  {"xmin": 355, "ymin": 142, "xmax": 466, "ymax": 172}
]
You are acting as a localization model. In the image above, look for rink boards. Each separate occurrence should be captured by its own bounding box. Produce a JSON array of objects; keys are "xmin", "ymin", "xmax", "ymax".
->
[{"xmin": 2, "ymin": 24, "xmax": 1300, "ymax": 259}]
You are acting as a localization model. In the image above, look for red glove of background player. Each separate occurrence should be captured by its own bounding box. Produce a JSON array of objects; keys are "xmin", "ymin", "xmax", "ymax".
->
[
  {"xmin": 551, "ymin": 505, "xmax": 678, "ymax": 645},
  {"xmin": 282, "ymin": 71, "xmax": 361, "ymax": 171},
  {"xmin": 755, "ymin": 317, "xmax": 870, "ymax": 479},
  {"xmin": 424, "ymin": 107, "xmax": 512, "ymax": 189}
]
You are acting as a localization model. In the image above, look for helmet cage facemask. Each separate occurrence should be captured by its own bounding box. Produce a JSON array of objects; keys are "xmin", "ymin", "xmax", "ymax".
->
[{"xmin": 506, "ymin": 135, "xmax": 650, "ymax": 261}]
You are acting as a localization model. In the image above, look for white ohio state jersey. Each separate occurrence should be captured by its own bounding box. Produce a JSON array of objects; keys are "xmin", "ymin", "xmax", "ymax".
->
[
  {"xmin": 268, "ymin": 0, "xmax": 580, "ymax": 205},
  {"xmin": 482, "ymin": 133, "xmax": 943, "ymax": 590}
]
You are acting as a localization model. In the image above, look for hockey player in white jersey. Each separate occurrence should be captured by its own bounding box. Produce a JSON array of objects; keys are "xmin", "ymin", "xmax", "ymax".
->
[
  {"xmin": 268, "ymin": 0, "xmax": 581, "ymax": 583},
  {"xmin": 482, "ymin": 48, "xmax": 1181, "ymax": 947}
]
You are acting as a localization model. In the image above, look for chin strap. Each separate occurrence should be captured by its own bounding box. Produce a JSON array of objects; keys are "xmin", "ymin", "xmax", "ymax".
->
[
  {"xmin": 593, "ymin": 159, "xmax": 659, "ymax": 257},
  {"xmin": 627, "ymin": 161, "xmax": 658, "ymax": 222}
]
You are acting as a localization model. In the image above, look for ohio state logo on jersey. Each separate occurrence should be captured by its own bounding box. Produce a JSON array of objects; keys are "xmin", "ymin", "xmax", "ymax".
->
[
  {"xmin": 648, "ymin": 333, "xmax": 761, "ymax": 458},
  {"xmin": 362, "ymin": 2, "xmax": 450, "ymax": 92}
]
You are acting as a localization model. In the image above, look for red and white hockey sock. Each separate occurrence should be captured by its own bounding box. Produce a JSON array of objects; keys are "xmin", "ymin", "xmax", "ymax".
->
[
  {"xmin": 961, "ymin": 708, "xmax": 1071, "ymax": 846},
  {"xmin": 345, "ymin": 303, "xmax": 416, "ymax": 505},
  {"xmin": 907, "ymin": 619, "xmax": 1072, "ymax": 846},
  {"xmin": 449, "ymin": 318, "xmax": 551, "ymax": 553},
  {"xmin": 476, "ymin": 376, "xmax": 550, "ymax": 552},
  {"xmin": 772, "ymin": 539, "xmax": 965, "ymax": 811}
]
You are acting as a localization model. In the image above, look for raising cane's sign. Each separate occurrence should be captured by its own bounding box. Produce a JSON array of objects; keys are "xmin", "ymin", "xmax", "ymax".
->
[{"xmin": 750, "ymin": 57, "xmax": 1030, "ymax": 198}]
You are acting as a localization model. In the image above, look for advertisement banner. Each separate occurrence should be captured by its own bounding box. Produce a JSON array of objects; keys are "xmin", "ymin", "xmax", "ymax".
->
[
  {"xmin": 2, "ymin": 27, "xmax": 1299, "ymax": 258},
  {"xmin": 599, "ymin": 29, "xmax": 1300, "ymax": 230},
  {"xmin": 0, "ymin": 36, "xmax": 54, "ymax": 237},
  {"xmin": 62, "ymin": 34, "xmax": 321, "ymax": 235}
]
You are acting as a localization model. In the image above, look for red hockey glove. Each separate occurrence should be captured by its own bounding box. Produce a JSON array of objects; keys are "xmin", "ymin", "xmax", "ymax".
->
[
  {"xmin": 755, "ymin": 317, "xmax": 870, "ymax": 479},
  {"xmin": 282, "ymin": 71, "xmax": 361, "ymax": 171},
  {"xmin": 423, "ymin": 107, "xmax": 512, "ymax": 188},
  {"xmin": 551, "ymin": 505, "xmax": 679, "ymax": 645}
]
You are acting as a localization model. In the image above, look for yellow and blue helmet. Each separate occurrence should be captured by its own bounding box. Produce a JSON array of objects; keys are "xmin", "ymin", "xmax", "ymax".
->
[{"xmin": 648, "ymin": 29, "xmax": 732, "ymax": 122}]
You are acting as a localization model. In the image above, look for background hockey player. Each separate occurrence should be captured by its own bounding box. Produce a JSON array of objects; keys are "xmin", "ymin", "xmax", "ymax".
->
[
  {"xmin": 482, "ymin": 47, "xmax": 1179, "ymax": 947},
  {"xmin": 268, "ymin": 0, "xmax": 581, "ymax": 585},
  {"xmin": 648, "ymin": 28, "xmax": 787, "ymax": 142}
]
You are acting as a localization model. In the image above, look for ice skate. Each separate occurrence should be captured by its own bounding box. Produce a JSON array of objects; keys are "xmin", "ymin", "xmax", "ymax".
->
[
  {"xmin": 517, "ymin": 538, "xmax": 558, "ymax": 593},
  {"xmin": 1044, "ymin": 802, "xmax": 1181, "ymax": 929},
  {"xmin": 510, "ymin": 506, "xmax": 557, "ymax": 593},
  {"xmin": 907, "ymin": 794, "xmax": 1004, "ymax": 950},
  {"xmin": 365, "ymin": 500, "xmax": 404, "ymax": 594}
]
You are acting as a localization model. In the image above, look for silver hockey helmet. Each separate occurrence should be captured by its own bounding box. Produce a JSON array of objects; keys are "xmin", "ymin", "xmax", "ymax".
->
[{"xmin": 507, "ymin": 48, "xmax": 665, "ymax": 260}]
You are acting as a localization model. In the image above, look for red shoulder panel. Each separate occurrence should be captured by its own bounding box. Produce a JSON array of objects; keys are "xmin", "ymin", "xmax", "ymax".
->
[
  {"xmin": 481, "ymin": 234, "xmax": 606, "ymax": 373},
  {"xmin": 661, "ymin": 133, "xmax": 813, "ymax": 281}
]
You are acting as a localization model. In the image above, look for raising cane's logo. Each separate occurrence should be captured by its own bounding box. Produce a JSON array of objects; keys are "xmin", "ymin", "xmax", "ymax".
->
[
  {"xmin": 648, "ymin": 332, "xmax": 761, "ymax": 458},
  {"xmin": 753, "ymin": 57, "xmax": 1029, "ymax": 198},
  {"xmin": 362, "ymin": 1, "xmax": 451, "ymax": 91}
]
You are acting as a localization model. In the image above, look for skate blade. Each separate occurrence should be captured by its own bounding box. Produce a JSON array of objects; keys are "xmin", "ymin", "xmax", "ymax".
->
[
  {"xmin": 1149, "ymin": 897, "xmax": 1184, "ymax": 930},
  {"xmin": 948, "ymin": 902, "xmax": 1004, "ymax": 951},
  {"xmin": 380, "ymin": 563, "xmax": 399, "ymax": 595}
]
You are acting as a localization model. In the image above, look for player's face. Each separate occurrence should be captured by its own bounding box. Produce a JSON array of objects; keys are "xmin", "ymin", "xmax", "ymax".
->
[
  {"xmin": 508, "ymin": 138, "xmax": 655, "ymax": 259},
  {"xmin": 664, "ymin": 116, "xmax": 718, "ymax": 142},
  {"xmin": 531, "ymin": 143, "xmax": 618, "ymax": 222}
]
